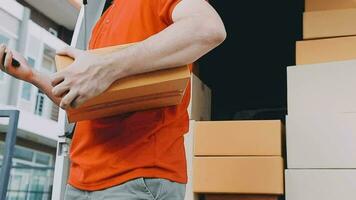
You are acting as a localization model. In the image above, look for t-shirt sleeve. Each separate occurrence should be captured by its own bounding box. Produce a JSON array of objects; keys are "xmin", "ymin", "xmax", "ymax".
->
[{"xmin": 158, "ymin": 0, "xmax": 182, "ymax": 25}]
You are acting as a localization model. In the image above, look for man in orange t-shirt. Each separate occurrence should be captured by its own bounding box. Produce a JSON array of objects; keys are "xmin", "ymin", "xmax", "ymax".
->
[{"xmin": 0, "ymin": 0, "xmax": 225, "ymax": 199}]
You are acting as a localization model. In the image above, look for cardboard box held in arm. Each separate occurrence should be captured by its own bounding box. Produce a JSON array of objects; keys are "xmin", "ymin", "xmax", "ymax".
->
[
  {"xmin": 55, "ymin": 44, "xmax": 190, "ymax": 122},
  {"xmin": 287, "ymin": 60, "xmax": 356, "ymax": 114},
  {"xmin": 204, "ymin": 194, "xmax": 279, "ymax": 200},
  {"xmin": 285, "ymin": 169, "xmax": 356, "ymax": 200},
  {"xmin": 296, "ymin": 36, "xmax": 356, "ymax": 65},
  {"xmin": 305, "ymin": 0, "xmax": 356, "ymax": 11},
  {"xmin": 194, "ymin": 120, "xmax": 282, "ymax": 156},
  {"xmin": 303, "ymin": 9, "xmax": 356, "ymax": 39},
  {"xmin": 189, "ymin": 74, "xmax": 211, "ymax": 121},
  {"xmin": 193, "ymin": 157, "xmax": 284, "ymax": 194},
  {"xmin": 286, "ymin": 113, "xmax": 356, "ymax": 169}
]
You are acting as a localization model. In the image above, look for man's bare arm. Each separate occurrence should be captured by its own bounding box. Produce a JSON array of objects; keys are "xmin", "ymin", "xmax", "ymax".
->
[{"xmin": 106, "ymin": 0, "xmax": 226, "ymax": 77}]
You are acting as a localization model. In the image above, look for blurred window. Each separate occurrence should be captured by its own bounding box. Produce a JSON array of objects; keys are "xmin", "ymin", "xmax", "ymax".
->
[{"xmin": 0, "ymin": 141, "xmax": 54, "ymax": 200}]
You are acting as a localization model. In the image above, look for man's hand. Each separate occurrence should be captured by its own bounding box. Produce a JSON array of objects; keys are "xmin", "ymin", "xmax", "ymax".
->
[
  {"xmin": 51, "ymin": 47, "xmax": 117, "ymax": 109},
  {"xmin": 0, "ymin": 44, "xmax": 35, "ymax": 82}
]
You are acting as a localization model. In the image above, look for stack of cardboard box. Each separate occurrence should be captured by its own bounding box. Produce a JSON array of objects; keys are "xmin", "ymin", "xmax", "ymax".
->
[
  {"xmin": 56, "ymin": 44, "xmax": 192, "ymax": 122},
  {"xmin": 286, "ymin": 61, "xmax": 356, "ymax": 200},
  {"xmin": 297, "ymin": 0, "xmax": 356, "ymax": 65},
  {"xmin": 191, "ymin": 120, "xmax": 284, "ymax": 200},
  {"xmin": 286, "ymin": 0, "xmax": 356, "ymax": 199}
]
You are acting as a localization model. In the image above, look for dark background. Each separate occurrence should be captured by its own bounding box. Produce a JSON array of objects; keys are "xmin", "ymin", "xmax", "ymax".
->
[{"xmin": 199, "ymin": 0, "xmax": 304, "ymax": 120}]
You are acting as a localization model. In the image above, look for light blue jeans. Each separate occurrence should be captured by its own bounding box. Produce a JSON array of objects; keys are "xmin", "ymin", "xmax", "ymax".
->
[{"xmin": 64, "ymin": 178, "xmax": 186, "ymax": 200}]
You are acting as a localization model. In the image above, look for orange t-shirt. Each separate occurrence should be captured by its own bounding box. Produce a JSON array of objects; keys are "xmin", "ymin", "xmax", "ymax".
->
[{"xmin": 67, "ymin": 0, "xmax": 191, "ymax": 191}]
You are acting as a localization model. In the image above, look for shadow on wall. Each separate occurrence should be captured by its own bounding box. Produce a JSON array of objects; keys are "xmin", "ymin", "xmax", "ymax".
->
[{"xmin": 199, "ymin": 0, "xmax": 304, "ymax": 120}]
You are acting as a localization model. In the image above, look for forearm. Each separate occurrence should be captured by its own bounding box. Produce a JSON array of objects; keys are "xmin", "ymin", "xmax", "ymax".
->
[
  {"xmin": 31, "ymin": 71, "xmax": 61, "ymax": 106},
  {"xmin": 105, "ymin": 10, "xmax": 226, "ymax": 80}
]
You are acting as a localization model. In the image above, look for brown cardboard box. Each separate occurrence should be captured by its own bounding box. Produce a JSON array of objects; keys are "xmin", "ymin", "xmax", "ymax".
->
[
  {"xmin": 296, "ymin": 36, "xmax": 356, "ymax": 65},
  {"xmin": 305, "ymin": 0, "xmax": 356, "ymax": 11},
  {"xmin": 303, "ymin": 9, "xmax": 356, "ymax": 39},
  {"xmin": 193, "ymin": 157, "xmax": 284, "ymax": 194},
  {"xmin": 55, "ymin": 44, "xmax": 190, "ymax": 122},
  {"xmin": 194, "ymin": 121, "xmax": 282, "ymax": 156},
  {"xmin": 204, "ymin": 194, "xmax": 279, "ymax": 200}
]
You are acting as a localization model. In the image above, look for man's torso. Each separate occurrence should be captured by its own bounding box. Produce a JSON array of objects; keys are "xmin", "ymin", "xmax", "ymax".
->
[{"xmin": 68, "ymin": 0, "xmax": 190, "ymax": 191}]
